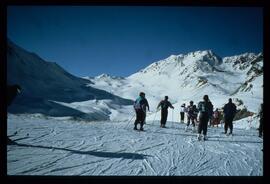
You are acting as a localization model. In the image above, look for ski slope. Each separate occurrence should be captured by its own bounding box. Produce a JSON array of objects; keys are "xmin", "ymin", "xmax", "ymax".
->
[{"xmin": 7, "ymin": 114, "xmax": 263, "ymax": 176}]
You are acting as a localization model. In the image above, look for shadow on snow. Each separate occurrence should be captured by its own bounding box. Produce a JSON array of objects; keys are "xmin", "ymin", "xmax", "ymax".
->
[{"xmin": 10, "ymin": 142, "xmax": 150, "ymax": 160}]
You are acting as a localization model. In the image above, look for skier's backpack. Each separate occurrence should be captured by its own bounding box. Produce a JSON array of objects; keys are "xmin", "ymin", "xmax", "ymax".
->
[
  {"xmin": 198, "ymin": 101, "xmax": 206, "ymax": 112},
  {"xmin": 198, "ymin": 101, "xmax": 213, "ymax": 115},
  {"xmin": 134, "ymin": 97, "xmax": 142, "ymax": 110}
]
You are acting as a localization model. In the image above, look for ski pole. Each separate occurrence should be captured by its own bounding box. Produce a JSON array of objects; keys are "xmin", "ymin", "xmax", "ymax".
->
[
  {"xmin": 152, "ymin": 110, "xmax": 158, "ymax": 125},
  {"xmin": 125, "ymin": 114, "xmax": 135, "ymax": 129},
  {"xmin": 172, "ymin": 109, "xmax": 174, "ymax": 122},
  {"xmin": 172, "ymin": 109, "xmax": 174, "ymax": 128}
]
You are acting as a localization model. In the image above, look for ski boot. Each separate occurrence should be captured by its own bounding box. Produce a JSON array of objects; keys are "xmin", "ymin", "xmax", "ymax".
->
[
  {"xmin": 227, "ymin": 132, "xmax": 232, "ymax": 136},
  {"xmin": 197, "ymin": 134, "xmax": 202, "ymax": 141}
]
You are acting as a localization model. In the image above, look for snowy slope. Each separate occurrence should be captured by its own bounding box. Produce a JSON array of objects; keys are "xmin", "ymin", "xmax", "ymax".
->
[
  {"xmin": 86, "ymin": 50, "xmax": 263, "ymax": 123},
  {"xmin": 7, "ymin": 39, "xmax": 133, "ymax": 120},
  {"xmin": 7, "ymin": 114, "xmax": 263, "ymax": 176}
]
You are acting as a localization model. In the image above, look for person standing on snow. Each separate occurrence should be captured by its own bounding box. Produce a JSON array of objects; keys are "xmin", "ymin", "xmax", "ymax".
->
[
  {"xmin": 180, "ymin": 103, "xmax": 186, "ymax": 123},
  {"xmin": 211, "ymin": 108, "xmax": 221, "ymax": 127},
  {"xmin": 193, "ymin": 104, "xmax": 199, "ymax": 124},
  {"xmin": 208, "ymin": 100, "xmax": 214, "ymax": 127},
  {"xmin": 133, "ymin": 92, "xmax": 150, "ymax": 131},
  {"xmin": 157, "ymin": 96, "xmax": 174, "ymax": 128},
  {"xmin": 223, "ymin": 98, "xmax": 237, "ymax": 135},
  {"xmin": 197, "ymin": 95, "xmax": 213, "ymax": 140},
  {"xmin": 185, "ymin": 101, "xmax": 197, "ymax": 132}
]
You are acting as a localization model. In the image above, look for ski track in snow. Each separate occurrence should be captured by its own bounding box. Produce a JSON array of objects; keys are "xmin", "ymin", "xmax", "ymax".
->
[{"xmin": 7, "ymin": 114, "xmax": 263, "ymax": 176}]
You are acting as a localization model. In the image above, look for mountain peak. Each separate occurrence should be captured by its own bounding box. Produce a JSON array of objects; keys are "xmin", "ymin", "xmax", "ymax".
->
[
  {"xmin": 96, "ymin": 73, "xmax": 110, "ymax": 79},
  {"xmin": 188, "ymin": 50, "xmax": 213, "ymax": 56},
  {"xmin": 95, "ymin": 73, "xmax": 124, "ymax": 80}
]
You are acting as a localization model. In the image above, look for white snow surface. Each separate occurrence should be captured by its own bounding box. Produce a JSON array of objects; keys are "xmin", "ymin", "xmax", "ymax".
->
[{"xmin": 7, "ymin": 113, "xmax": 263, "ymax": 176}]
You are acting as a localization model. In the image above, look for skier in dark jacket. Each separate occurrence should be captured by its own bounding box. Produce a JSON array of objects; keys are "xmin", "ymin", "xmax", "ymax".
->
[
  {"xmin": 157, "ymin": 96, "xmax": 174, "ymax": 128},
  {"xmin": 7, "ymin": 84, "xmax": 22, "ymax": 144},
  {"xmin": 185, "ymin": 101, "xmax": 197, "ymax": 132},
  {"xmin": 197, "ymin": 95, "xmax": 213, "ymax": 140},
  {"xmin": 133, "ymin": 92, "xmax": 150, "ymax": 131},
  {"xmin": 258, "ymin": 103, "xmax": 263, "ymax": 138},
  {"xmin": 223, "ymin": 98, "xmax": 237, "ymax": 135}
]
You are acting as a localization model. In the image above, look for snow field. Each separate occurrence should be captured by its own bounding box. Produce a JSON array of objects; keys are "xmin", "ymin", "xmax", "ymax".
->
[{"xmin": 7, "ymin": 114, "xmax": 263, "ymax": 176}]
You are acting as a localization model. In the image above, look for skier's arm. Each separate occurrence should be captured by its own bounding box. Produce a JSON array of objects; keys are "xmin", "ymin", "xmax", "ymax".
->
[
  {"xmin": 233, "ymin": 104, "xmax": 237, "ymax": 117},
  {"xmin": 133, "ymin": 100, "xmax": 136, "ymax": 110},
  {"xmin": 169, "ymin": 102, "xmax": 174, "ymax": 109},
  {"xmin": 223, "ymin": 104, "xmax": 227, "ymax": 114},
  {"xmin": 157, "ymin": 101, "xmax": 161, "ymax": 110},
  {"xmin": 146, "ymin": 100, "xmax": 150, "ymax": 111}
]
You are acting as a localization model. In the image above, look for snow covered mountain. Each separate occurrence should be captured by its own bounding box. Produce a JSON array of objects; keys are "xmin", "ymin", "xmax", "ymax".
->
[
  {"xmin": 86, "ymin": 50, "xmax": 263, "ymax": 122},
  {"xmin": 7, "ymin": 39, "xmax": 133, "ymax": 120}
]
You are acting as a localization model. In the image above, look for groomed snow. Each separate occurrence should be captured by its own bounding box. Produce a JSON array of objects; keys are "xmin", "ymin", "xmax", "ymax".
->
[{"xmin": 7, "ymin": 114, "xmax": 263, "ymax": 176}]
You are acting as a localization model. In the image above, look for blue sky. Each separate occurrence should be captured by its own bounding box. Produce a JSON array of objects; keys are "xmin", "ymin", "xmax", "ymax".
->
[{"xmin": 7, "ymin": 6, "xmax": 263, "ymax": 77}]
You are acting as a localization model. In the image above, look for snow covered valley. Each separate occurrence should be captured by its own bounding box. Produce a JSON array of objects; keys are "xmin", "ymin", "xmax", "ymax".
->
[{"xmin": 7, "ymin": 114, "xmax": 263, "ymax": 176}]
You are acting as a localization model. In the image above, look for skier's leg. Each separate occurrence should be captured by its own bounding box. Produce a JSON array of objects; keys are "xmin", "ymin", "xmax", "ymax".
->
[
  {"xmin": 192, "ymin": 118, "xmax": 196, "ymax": 127},
  {"xmin": 160, "ymin": 111, "xmax": 164, "ymax": 127},
  {"xmin": 164, "ymin": 110, "xmax": 168, "ymax": 127},
  {"xmin": 140, "ymin": 112, "xmax": 146, "ymax": 130},
  {"xmin": 198, "ymin": 116, "xmax": 203, "ymax": 134},
  {"xmin": 191, "ymin": 118, "xmax": 196, "ymax": 131},
  {"xmin": 187, "ymin": 116, "xmax": 191, "ymax": 126},
  {"xmin": 181, "ymin": 112, "xmax": 184, "ymax": 122},
  {"xmin": 203, "ymin": 117, "xmax": 208, "ymax": 136},
  {"xmin": 224, "ymin": 119, "xmax": 228, "ymax": 134},
  {"xmin": 229, "ymin": 118, "xmax": 233, "ymax": 134},
  {"xmin": 197, "ymin": 116, "xmax": 204, "ymax": 140},
  {"xmin": 134, "ymin": 112, "xmax": 139, "ymax": 130}
]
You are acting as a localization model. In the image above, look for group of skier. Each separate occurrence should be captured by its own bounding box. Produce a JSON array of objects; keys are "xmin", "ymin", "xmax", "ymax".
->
[
  {"xmin": 182, "ymin": 97, "xmax": 237, "ymax": 137},
  {"xmin": 133, "ymin": 93, "xmax": 174, "ymax": 131},
  {"xmin": 132, "ymin": 92, "xmax": 262, "ymax": 141},
  {"xmin": 6, "ymin": 85, "xmax": 263, "ymax": 145}
]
